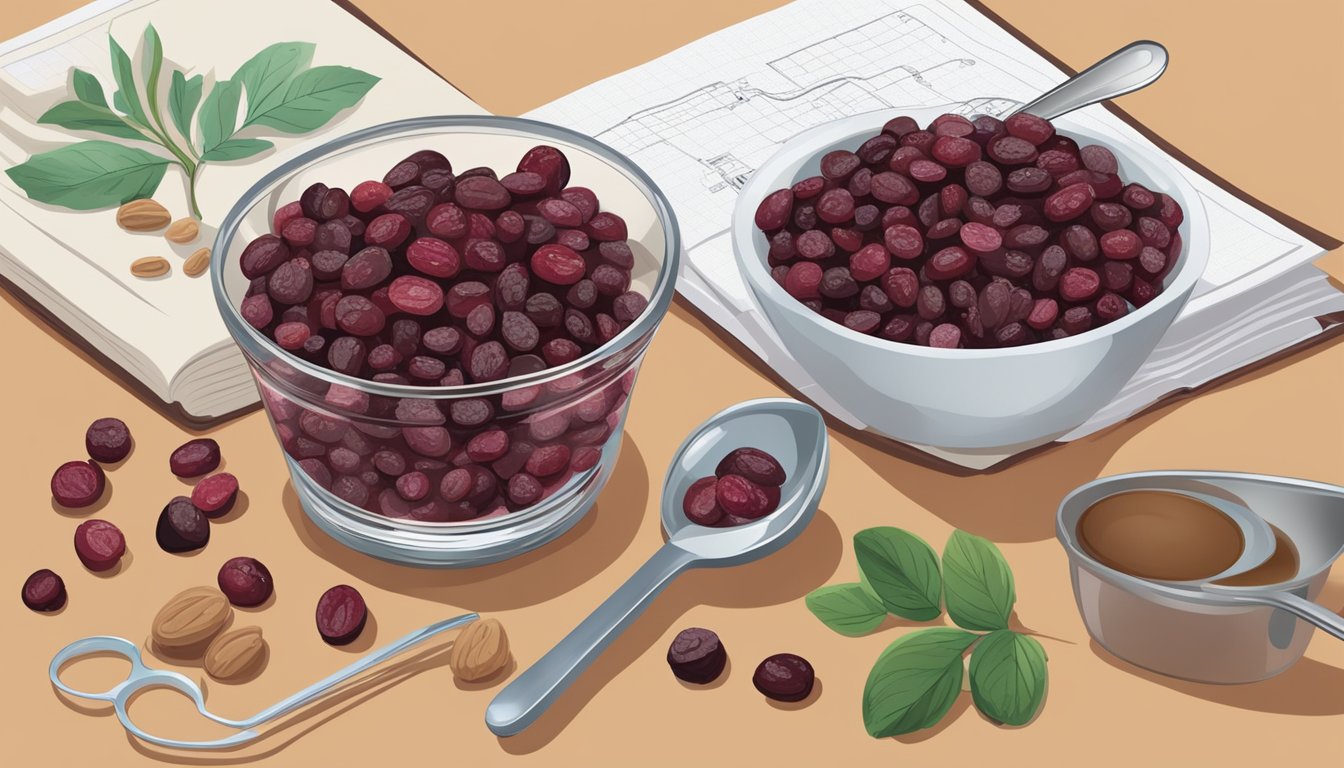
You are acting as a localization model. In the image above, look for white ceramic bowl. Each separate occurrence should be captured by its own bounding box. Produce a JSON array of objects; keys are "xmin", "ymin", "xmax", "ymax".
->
[{"xmin": 732, "ymin": 106, "xmax": 1209, "ymax": 451}]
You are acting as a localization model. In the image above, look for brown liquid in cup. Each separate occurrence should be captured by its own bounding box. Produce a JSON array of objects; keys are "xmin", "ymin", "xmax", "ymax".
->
[
  {"xmin": 1077, "ymin": 491, "xmax": 1244, "ymax": 581},
  {"xmin": 1214, "ymin": 524, "xmax": 1299, "ymax": 587}
]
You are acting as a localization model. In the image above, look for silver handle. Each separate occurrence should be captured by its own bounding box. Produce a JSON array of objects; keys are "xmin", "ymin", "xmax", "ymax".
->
[
  {"xmin": 485, "ymin": 544, "xmax": 697, "ymax": 737},
  {"xmin": 1013, "ymin": 41, "xmax": 1168, "ymax": 121},
  {"xmin": 1234, "ymin": 590, "xmax": 1344, "ymax": 642}
]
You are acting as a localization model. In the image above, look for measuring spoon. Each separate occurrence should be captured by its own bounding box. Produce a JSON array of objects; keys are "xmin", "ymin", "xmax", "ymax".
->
[{"xmin": 486, "ymin": 397, "xmax": 829, "ymax": 737}]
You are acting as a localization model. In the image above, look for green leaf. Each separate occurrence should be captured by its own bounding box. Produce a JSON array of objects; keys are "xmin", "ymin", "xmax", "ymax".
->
[
  {"xmin": 108, "ymin": 35, "xmax": 147, "ymax": 126},
  {"xmin": 863, "ymin": 628, "xmax": 978, "ymax": 738},
  {"xmin": 5, "ymin": 141, "xmax": 170, "ymax": 210},
  {"xmin": 71, "ymin": 68, "xmax": 107, "ymax": 107},
  {"xmin": 168, "ymin": 70, "xmax": 204, "ymax": 143},
  {"xmin": 943, "ymin": 530, "xmax": 1016, "ymax": 631},
  {"xmin": 854, "ymin": 527, "xmax": 942, "ymax": 621},
  {"xmin": 806, "ymin": 583, "xmax": 888, "ymax": 637},
  {"xmin": 968, "ymin": 630, "xmax": 1047, "ymax": 726},
  {"xmin": 201, "ymin": 138, "xmax": 273, "ymax": 162},
  {"xmin": 141, "ymin": 25, "xmax": 163, "ymax": 103},
  {"xmin": 247, "ymin": 65, "xmax": 379, "ymax": 133},
  {"xmin": 37, "ymin": 101, "xmax": 144, "ymax": 140},
  {"xmin": 233, "ymin": 41, "xmax": 315, "ymax": 124},
  {"xmin": 198, "ymin": 79, "xmax": 242, "ymax": 152}
]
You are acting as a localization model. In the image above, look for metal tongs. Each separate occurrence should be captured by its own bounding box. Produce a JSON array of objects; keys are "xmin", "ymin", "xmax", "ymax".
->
[{"xmin": 49, "ymin": 612, "xmax": 478, "ymax": 750}]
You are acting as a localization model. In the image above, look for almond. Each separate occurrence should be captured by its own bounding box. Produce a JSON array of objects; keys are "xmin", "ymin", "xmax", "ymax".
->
[
  {"xmin": 116, "ymin": 199, "xmax": 171, "ymax": 232},
  {"xmin": 448, "ymin": 617, "xmax": 511, "ymax": 682},
  {"xmin": 184, "ymin": 247, "xmax": 211, "ymax": 277},
  {"xmin": 152, "ymin": 586, "xmax": 231, "ymax": 648},
  {"xmin": 204, "ymin": 626, "xmax": 266, "ymax": 680},
  {"xmin": 165, "ymin": 218, "xmax": 200, "ymax": 244},
  {"xmin": 130, "ymin": 256, "xmax": 171, "ymax": 278}
]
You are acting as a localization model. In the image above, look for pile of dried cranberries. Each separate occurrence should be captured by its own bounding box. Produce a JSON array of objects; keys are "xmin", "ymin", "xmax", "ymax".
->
[
  {"xmin": 754, "ymin": 112, "xmax": 1183, "ymax": 348},
  {"xmin": 238, "ymin": 145, "xmax": 652, "ymax": 522}
]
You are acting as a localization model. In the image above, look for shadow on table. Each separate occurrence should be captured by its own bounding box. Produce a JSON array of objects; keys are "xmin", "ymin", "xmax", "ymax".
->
[
  {"xmin": 1090, "ymin": 639, "xmax": 1344, "ymax": 715},
  {"xmin": 496, "ymin": 508, "xmax": 843, "ymax": 754},
  {"xmin": 281, "ymin": 432, "xmax": 650, "ymax": 611}
]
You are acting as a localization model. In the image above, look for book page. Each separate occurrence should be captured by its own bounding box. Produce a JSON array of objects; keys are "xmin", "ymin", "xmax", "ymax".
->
[
  {"xmin": 0, "ymin": 0, "xmax": 486, "ymax": 402},
  {"xmin": 526, "ymin": 0, "xmax": 1339, "ymax": 463}
]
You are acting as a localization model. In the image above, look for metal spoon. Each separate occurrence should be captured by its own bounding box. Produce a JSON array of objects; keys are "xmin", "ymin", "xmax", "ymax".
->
[
  {"xmin": 1010, "ymin": 40, "xmax": 1168, "ymax": 120},
  {"xmin": 486, "ymin": 398, "xmax": 830, "ymax": 737}
]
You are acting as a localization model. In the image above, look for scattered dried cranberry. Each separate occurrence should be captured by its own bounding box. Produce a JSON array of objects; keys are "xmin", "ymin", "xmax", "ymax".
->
[
  {"xmin": 667, "ymin": 627, "xmax": 728, "ymax": 684},
  {"xmin": 169, "ymin": 438, "xmax": 221, "ymax": 478},
  {"xmin": 156, "ymin": 496, "xmax": 210, "ymax": 553},
  {"xmin": 85, "ymin": 417, "xmax": 132, "ymax": 463},
  {"xmin": 51, "ymin": 460, "xmax": 106, "ymax": 508},
  {"xmin": 217, "ymin": 556, "xmax": 273, "ymax": 607},
  {"xmin": 191, "ymin": 473, "xmax": 240, "ymax": 517},
  {"xmin": 22, "ymin": 568, "xmax": 66, "ymax": 612},
  {"xmin": 316, "ymin": 585, "xmax": 367, "ymax": 645},
  {"xmin": 753, "ymin": 652, "xmax": 815, "ymax": 702},
  {"xmin": 74, "ymin": 519, "xmax": 125, "ymax": 571},
  {"xmin": 753, "ymin": 112, "xmax": 1182, "ymax": 347}
]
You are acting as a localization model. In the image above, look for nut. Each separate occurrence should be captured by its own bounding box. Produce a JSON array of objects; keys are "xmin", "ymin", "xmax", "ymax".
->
[
  {"xmin": 116, "ymin": 199, "xmax": 171, "ymax": 231},
  {"xmin": 152, "ymin": 586, "xmax": 231, "ymax": 648},
  {"xmin": 448, "ymin": 617, "xmax": 511, "ymax": 682},
  {"xmin": 165, "ymin": 218, "xmax": 200, "ymax": 244},
  {"xmin": 203, "ymin": 626, "xmax": 266, "ymax": 680},
  {"xmin": 184, "ymin": 247, "xmax": 211, "ymax": 277},
  {"xmin": 130, "ymin": 256, "xmax": 171, "ymax": 278}
]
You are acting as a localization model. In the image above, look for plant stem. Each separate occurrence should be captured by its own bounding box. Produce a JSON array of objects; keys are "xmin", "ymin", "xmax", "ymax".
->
[{"xmin": 186, "ymin": 163, "xmax": 202, "ymax": 219}]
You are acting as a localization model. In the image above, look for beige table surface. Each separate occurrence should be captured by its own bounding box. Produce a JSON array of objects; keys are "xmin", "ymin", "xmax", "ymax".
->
[{"xmin": 3, "ymin": 1, "xmax": 1343, "ymax": 765}]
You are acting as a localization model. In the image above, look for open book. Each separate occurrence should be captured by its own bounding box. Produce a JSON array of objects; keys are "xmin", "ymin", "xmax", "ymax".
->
[
  {"xmin": 525, "ymin": 0, "xmax": 1344, "ymax": 469},
  {"xmin": 0, "ymin": 0, "xmax": 485, "ymax": 424}
]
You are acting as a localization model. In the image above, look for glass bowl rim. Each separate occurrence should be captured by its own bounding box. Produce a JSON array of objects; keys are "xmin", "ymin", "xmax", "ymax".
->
[{"xmin": 210, "ymin": 114, "xmax": 681, "ymax": 399}]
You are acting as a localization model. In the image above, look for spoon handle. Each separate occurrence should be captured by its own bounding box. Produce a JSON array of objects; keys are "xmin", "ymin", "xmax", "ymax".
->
[
  {"xmin": 1231, "ymin": 590, "xmax": 1344, "ymax": 642},
  {"xmin": 486, "ymin": 543, "xmax": 697, "ymax": 737},
  {"xmin": 1012, "ymin": 40, "xmax": 1168, "ymax": 121}
]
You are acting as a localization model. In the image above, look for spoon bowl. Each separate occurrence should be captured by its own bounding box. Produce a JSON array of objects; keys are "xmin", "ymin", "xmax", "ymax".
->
[
  {"xmin": 661, "ymin": 398, "xmax": 829, "ymax": 562},
  {"xmin": 486, "ymin": 397, "xmax": 829, "ymax": 737}
]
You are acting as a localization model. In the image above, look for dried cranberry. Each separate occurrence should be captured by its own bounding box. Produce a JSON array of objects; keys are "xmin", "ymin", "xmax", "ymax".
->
[
  {"xmin": 669, "ymin": 626, "xmax": 731, "ymax": 688},
  {"xmin": 50, "ymin": 460, "xmax": 106, "ymax": 509},
  {"xmin": 169, "ymin": 438, "xmax": 221, "ymax": 478},
  {"xmin": 715, "ymin": 474, "xmax": 778, "ymax": 519},
  {"xmin": 156, "ymin": 496, "xmax": 210, "ymax": 553},
  {"xmin": 316, "ymin": 585, "xmax": 367, "ymax": 645},
  {"xmin": 22, "ymin": 569, "xmax": 66, "ymax": 612},
  {"xmin": 715, "ymin": 448, "xmax": 785, "ymax": 486},
  {"xmin": 682, "ymin": 476, "xmax": 723, "ymax": 526},
  {"xmin": 191, "ymin": 472, "xmax": 239, "ymax": 517},
  {"xmin": 753, "ymin": 653, "xmax": 815, "ymax": 702},
  {"xmin": 85, "ymin": 417, "xmax": 132, "ymax": 463},
  {"xmin": 517, "ymin": 145, "xmax": 570, "ymax": 195},
  {"xmin": 217, "ymin": 557, "xmax": 273, "ymax": 607},
  {"xmin": 74, "ymin": 519, "xmax": 125, "ymax": 571},
  {"xmin": 1080, "ymin": 144, "xmax": 1119, "ymax": 174}
]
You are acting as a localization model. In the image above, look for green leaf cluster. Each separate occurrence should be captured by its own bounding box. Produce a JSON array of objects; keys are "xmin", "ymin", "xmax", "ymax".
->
[
  {"xmin": 5, "ymin": 26, "xmax": 378, "ymax": 219},
  {"xmin": 805, "ymin": 527, "xmax": 1047, "ymax": 738}
]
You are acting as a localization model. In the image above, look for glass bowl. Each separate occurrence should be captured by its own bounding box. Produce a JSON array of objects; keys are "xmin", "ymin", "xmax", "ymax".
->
[{"xmin": 211, "ymin": 116, "xmax": 679, "ymax": 567}]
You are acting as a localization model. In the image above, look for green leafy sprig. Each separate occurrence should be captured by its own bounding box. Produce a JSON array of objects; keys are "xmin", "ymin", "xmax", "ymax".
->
[
  {"xmin": 5, "ymin": 26, "xmax": 379, "ymax": 219},
  {"xmin": 806, "ymin": 527, "xmax": 1048, "ymax": 738}
]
